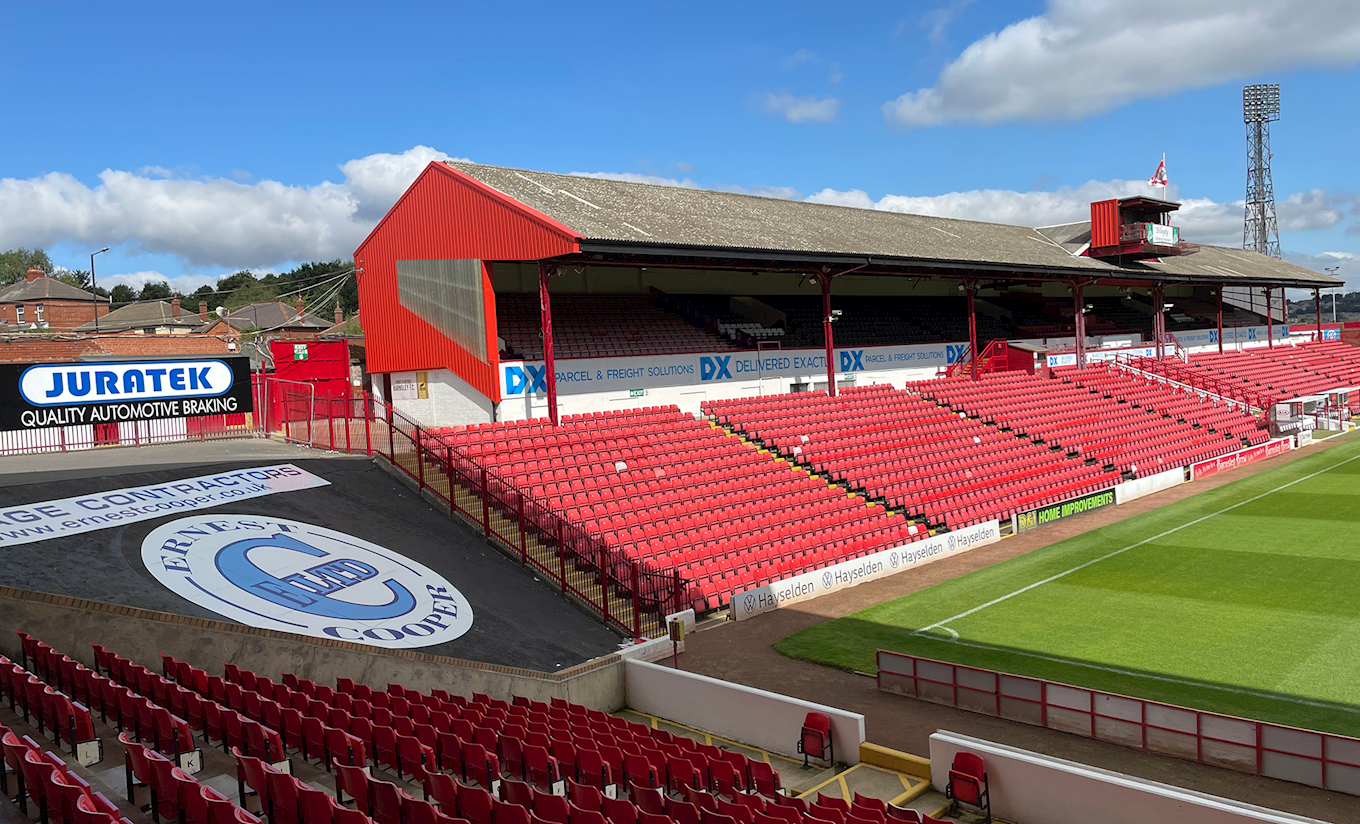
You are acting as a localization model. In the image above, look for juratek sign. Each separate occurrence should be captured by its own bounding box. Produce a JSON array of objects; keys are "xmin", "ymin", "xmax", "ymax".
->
[
  {"xmin": 143, "ymin": 515, "xmax": 473, "ymax": 649},
  {"xmin": 0, "ymin": 357, "xmax": 253, "ymax": 429}
]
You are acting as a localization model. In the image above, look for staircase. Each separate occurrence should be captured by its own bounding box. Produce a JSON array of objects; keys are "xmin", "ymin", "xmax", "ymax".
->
[{"xmin": 946, "ymin": 339, "xmax": 1010, "ymax": 379}]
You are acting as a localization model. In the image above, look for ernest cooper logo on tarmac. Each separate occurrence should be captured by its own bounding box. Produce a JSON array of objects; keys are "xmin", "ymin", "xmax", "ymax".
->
[{"xmin": 142, "ymin": 515, "xmax": 473, "ymax": 649}]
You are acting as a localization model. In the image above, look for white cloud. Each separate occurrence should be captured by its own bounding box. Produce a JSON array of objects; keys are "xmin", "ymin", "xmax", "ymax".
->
[
  {"xmin": 884, "ymin": 0, "xmax": 1360, "ymax": 128},
  {"xmin": 781, "ymin": 49, "xmax": 817, "ymax": 69},
  {"xmin": 761, "ymin": 92, "xmax": 840, "ymax": 124},
  {"xmin": 0, "ymin": 146, "xmax": 468, "ymax": 270},
  {"xmin": 805, "ymin": 180, "xmax": 1354, "ymax": 246},
  {"xmin": 924, "ymin": 0, "xmax": 975, "ymax": 48}
]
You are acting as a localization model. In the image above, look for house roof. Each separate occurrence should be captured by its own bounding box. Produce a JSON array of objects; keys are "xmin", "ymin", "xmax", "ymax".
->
[
  {"xmin": 0, "ymin": 276, "xmax": 100, "ymax": 303},
  {"xmin": 0, "ymin": 333, "xmax": 231, "ymax": 363},
  {"xmin": 207, "ymin": 302, "xmax": 331, "ymax": 332},
  {"xmin": 439, "ymin": 161, "xmax": 1341, "ymax": 289},
  {"xmin": 75, "ymin": 300, "xmax": 200, "ymax": 333}
]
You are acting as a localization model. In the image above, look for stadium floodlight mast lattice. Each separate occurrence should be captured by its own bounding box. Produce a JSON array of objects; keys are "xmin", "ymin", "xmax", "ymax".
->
[{"xmin": 1243, "ymin": 84, "xmax": 1281, "ymax": 259}]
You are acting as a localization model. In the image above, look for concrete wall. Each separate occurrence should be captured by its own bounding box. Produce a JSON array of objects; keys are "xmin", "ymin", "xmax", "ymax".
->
[
  {"xmin": 929, "ymin": 732, "xmax": 1328, "ymax": 824},
  {"xmin": 377, "ymin": 368, "xmax": 496, "ymax": 428},
  {"xmin": 624, "ymin": 659, "xmax": 865, "ymax": 764},
  {"xmin": 1113, "ymin": 466, "xmax": 1185, "ymax": 505},
  {"xmin": 0, "ymin": 586, "xmax": 625, "ymax": 711}
]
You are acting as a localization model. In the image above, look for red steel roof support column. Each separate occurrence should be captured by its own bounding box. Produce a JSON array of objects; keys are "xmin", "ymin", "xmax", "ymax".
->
[
  {"xmin": 1315, "ymin": 289, "xmax": 1323, "ymax": 342},
  {"xmin": 1217, "ymin": 286, "xmax": 1224, "ymax": 354},
  {"xmin": 1152, "ymin": 284, "xmax": 1165, "ymax": 359},
  {"xmin": 539, "ymin": 262, "xmax": 559, "ymax": 426},
  {"xmin": 821, "ymin": 275, "xmax": 836, "ymax": 397},
  {"xmin": 966, "ymin": 283, "xmax": 979, "ymax": 381},
  {"xmin": 1266, "ymin": 287, "xmax": 1274, "ymax": 349},
  {"xmin": 1072, "ymin": 281, "xmax": 1086, "ymax": 370}
]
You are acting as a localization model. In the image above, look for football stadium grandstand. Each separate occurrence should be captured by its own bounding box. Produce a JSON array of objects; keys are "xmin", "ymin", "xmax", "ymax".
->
[{"xmin": 2, "ymin": 158, "xmax": 1359, "ymax": 824}]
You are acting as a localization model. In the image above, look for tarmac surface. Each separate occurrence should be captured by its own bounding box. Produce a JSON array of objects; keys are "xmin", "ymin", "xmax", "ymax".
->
[{"xmin": 0, "ymin": 439, "xmax": 621, "ymax": 672}]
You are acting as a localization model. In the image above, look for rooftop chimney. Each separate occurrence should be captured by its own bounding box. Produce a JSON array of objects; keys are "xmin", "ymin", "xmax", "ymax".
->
[
  {"xmin": 296, "ymin": 297, "xmax": 305, "ymax": 319},
  {"xmin": 334, "ymin": 302, "xmax": 343, "ymax": 325},
  {"xmin": 171, "ymin": 298, "xmax": 181, "ymax": 321},
  {"xmin": 25, "ymin": 267, "xmax": 44, "ymax": 282},
  {"xmin": 199, "ymin": 300, "xmax": 209, "ymax": 321}
]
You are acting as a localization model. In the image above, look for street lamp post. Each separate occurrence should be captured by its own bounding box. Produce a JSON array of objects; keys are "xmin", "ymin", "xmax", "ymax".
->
[
  {"xmin": 90, "ymin": 247, "xmax": 110, "ymax": 332},
  {"xmin": 1324, "ymin": 267, "xmax": 1341, "ymax": 323}
]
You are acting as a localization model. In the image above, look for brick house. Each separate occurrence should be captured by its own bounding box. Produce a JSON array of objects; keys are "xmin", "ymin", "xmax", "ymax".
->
[
  {"xmin": 0, "ymin": 333, "xmax": 231, "ymax": 363},
  {"xmin": 196, "ymin": 298, "xmax": 333, "ymax": 340},
  {"xmin": 74, "ymin": 298, "xmax": 202, "ymax": 334},
  {"xmin": 0, "ymin": 267, "xmax": 110, "ymax": 332}
]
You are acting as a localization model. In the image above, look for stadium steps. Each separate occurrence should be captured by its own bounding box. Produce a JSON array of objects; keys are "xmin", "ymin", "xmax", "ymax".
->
[
  {"xmin": 707, "ymin": 416, "xmax": 934, "ymax": 532},
  {"xmin": 402, "ymin": 453, "xmax": 664, "ymax": 639},
  {"xmin": 708, "ymin": 418, "xmax": 929, "ymax": 532}
]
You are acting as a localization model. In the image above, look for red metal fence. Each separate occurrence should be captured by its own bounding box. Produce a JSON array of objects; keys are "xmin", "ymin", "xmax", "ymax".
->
[
  {"xmin": 274, "ymin": 388, "xmax": 685, "ymax": 640},
  {"xmin": 877, "ymin": 649, "xmax": 1360, "ymax": 796}
]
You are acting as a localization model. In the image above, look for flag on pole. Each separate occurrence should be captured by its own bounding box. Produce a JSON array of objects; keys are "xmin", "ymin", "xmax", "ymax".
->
[{"xmin": 1147, "ymin": 156, "xmax": 1168, "ymax": 189}]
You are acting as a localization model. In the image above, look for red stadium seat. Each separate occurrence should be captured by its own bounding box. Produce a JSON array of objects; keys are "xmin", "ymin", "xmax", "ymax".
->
[
  {"xmin": 946, "ymin": 751, "xmax": 990, "ymax": 822},
  {"xmin": 798, "ymin": 713, "xmax": 832, "ymax": 767}
]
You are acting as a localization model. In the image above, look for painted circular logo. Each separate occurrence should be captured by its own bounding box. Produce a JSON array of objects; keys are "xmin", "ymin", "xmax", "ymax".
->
[{"xmin": 142, "ymin": 515, "xmax": 473, "ymax": 649}]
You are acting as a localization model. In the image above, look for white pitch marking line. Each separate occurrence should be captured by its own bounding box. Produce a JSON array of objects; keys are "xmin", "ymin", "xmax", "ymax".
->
[
  {"xmin": 915, "ymin": 450, "xmax": 1360, "ymax": 637},
  {"xmin": 938, "ymin": 636, "xmax": 1360, "ymax": 713}
]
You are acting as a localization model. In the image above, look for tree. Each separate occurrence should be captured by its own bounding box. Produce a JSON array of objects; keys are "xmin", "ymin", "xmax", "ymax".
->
[
  {"xmin": 0, "ymin": 248, "xmax": 54, "ymax": 286},
  {"xmin": 109, "ymin": 284, "xmax": 137, "ymax": 306},
  {"xmin": 138, "ymin": 281, "xmax": 173, "ymax": 301},
  {"xmin": 53, "ymin": 269, "xmax": 106, "ymax": 296}
]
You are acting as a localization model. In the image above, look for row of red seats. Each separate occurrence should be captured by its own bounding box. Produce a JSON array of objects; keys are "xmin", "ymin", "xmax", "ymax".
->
[
  {"xmin": 705, "ymin": 385, "xmax": 1117, "ymax": 529},
  {"xmin": 435, "ymin": 407, "xmax": 912, "ymax": 609},
  {"xmin": 2, "ymin": 728, "xmax": 127, "ymax": 824},
  {"xmin": 123, "ymin": 734, "xmax": 259, "ymax": 824},
  {"xmin": 155, "ymin": 655, "xmax": 361, "ymax": 772},
  {"xmin": 922, "ymin": 370, "xmax": 1256, "ymax": 478},
  {"xmin": 90, "ymin": 644, "xmax": 280, "ymax": 767},
  {"xmin": 0, "ymin": 654, "xmax": 99, "ymax": 765},
  {"xmin": 236, "ymin": 749, "xmax": 376, "ymax": 824}
]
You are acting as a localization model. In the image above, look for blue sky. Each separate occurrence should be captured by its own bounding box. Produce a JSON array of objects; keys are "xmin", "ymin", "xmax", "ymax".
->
[{"xmin": 2, "ymin": 0, "xmax": 1358, "ymax": 292}]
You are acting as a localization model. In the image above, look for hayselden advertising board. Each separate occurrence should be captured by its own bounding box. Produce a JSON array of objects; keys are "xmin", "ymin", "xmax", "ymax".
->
[
  {"xmin": 730, "ymin": 519, "xmax": 1001, "ymax": 620},
  {"xmin": 0, "ymin": 357, "xmax": 253, "ymax": 429}
]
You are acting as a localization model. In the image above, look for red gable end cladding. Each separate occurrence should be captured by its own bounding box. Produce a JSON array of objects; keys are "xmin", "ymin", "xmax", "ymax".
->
[{"xmin": 355, "ymin": 162, "xmax": 581, "ymax": 403}]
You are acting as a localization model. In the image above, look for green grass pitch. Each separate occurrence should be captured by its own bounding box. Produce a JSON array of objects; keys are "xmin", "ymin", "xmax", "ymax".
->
[{"xmin": 775, "ymin": 433, "xmax": 1360, "ymax": 737}]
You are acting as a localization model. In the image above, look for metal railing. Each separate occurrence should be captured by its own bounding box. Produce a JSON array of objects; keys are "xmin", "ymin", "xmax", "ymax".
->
[
  {"xmin": 877, "ymin": 649, "xmax": 1360, "ymax": 797},
  {"xmin": 274, "ymin": 388, "xmax": 685, "ymax": 640},
  {"xmin": 1116, "ymin": 355, "xmax": 1276, "ymax": 412},
  {"xmin": 0, "ymin": 374, "xmax": 267, "ymax": 456}
]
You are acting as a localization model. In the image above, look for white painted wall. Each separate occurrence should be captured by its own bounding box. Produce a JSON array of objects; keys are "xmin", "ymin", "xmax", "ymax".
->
[
  {"xmin": 929, "ymin": 732, "xmax": 1330, "ymax": 824},
  {"xmin": 624, "ymin": 659, "xmax": 865, "ymax": 764},
  {"xmin": 498, "ymin": 341, "xmax": 962, "ymax": 420},
  {"xmin": 384, "ymin": 368, "xmax": 494, "ymax": 428},
  {"xmin": 374, "ymin": 325, "xmax": 1301, "ymax": 429},
  {"xmin": 1113, "ymin": 466, "xmax": 1184, "ymax": 505}
]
